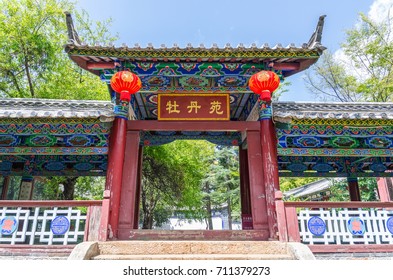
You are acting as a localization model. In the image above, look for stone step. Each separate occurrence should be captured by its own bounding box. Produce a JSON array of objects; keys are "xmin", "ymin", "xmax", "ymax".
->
[
  {"xmin": 98, "ymin": 241, "xmax": 290, "ymax": 255},
  {"xmin": 93, "ymin": 253, "xmax": 294, "ymax": 260},
  {"xmin": 69, "ymin": 240, "xmax": 316, "ymax": 260},
  {"xmin": 128, "ymin": 230, "xmax": 269, "ymax": 241},
  {"xmin": 0, "ymin": 255, "xmax": 68, "ymax": 260},
  {"xmin": 0, "ymin": 245, "xmax": 73, "ymax": 260}
]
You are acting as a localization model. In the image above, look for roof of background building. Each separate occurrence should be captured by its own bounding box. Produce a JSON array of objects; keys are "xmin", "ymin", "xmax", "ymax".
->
[{"xmin": 283, "ymin": 178, "xmax": 345, "ymax": 199}]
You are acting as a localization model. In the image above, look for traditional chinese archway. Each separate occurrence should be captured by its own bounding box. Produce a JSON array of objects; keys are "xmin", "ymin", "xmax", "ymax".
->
[
  {"xmin": 63, "ymin": 13, "xmax": 330, "ymax": 240},
  {"xmin": 2, "ymin": 14, "xmax": 392, "ymax": 245}
]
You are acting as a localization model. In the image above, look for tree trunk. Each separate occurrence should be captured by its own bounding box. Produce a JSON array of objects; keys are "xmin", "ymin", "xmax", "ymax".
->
[
  {"xmin": 206, "ymin": 197, "xmax": 213, "ymax": 230},
  {"xmin": 24, "ymin": 55, "xmax": 35, "ymax": 98},
  {"xmin": 62, "ymin": 177, "xmax": 77, "ymax": 200},
  {"xmin": 227, "ymin": 185, "xmax": 232, "ymax": 230},
  {"xmin": 141, "ymin": 186, "xmax": 156, "ymax": 229},
  {"xmin": 142, "ymin": 211, "xmax": 154, "ymax": 229},
  {"xmin": 8, "ymin": 70, "xmax": 23, "ymax": 97},
  {"xmin": 204, "ymin": 181, "xmax": 214, "ymax": 230},
  {"xmin": 148, "ymin": 215, "xmax": 154, "ymax": 229},
  {"xmin": 142, "ymin": 213, "xmax": 150, "ymax": 229}
]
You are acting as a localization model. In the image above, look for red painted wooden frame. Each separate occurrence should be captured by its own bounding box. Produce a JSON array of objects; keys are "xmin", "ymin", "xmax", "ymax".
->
[{"xmin": 127, "ymin": 120, "xmax": 260, "ymax": 131}]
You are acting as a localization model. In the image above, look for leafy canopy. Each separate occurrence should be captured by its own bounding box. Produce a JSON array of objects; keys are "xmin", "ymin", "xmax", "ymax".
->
[
  {"xmin": 305, "ymin": 12, "xmax": 393, "ymax": 102},
  {"xmin": 0, "ymin": 0, "xmax": 115, "ymax": 100}
]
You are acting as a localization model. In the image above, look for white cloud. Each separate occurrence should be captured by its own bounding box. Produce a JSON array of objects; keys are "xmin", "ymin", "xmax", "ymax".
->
[
  {"xmin": 332, "ymin": 0, "xmax": 393, "ymax": 78},
  {"xmin": 368, "ymin": 0, "xmax": 393, "ymax": 22},
  {"xmin": 333, "ymin": 48, "xmax": 366, "ymax": 81}
]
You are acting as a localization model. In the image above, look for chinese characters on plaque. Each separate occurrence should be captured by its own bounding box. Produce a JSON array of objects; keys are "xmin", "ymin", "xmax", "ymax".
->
[{"xmin": 158, "ymin": 94, "xmax": 230, "ymax": 121}]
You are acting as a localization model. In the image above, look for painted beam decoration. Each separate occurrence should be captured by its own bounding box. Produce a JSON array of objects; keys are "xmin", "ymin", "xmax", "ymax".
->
[
  {"xmin": 273, "ymin": 102, "xmax": 393, "ymax": 177},
  {"xmin": 158, "ymin": 94, "xmax": 230, "ymax": 121},
  {"xmin": 0, "ymin": 99, "xmax": 114, "ymax": 176}
]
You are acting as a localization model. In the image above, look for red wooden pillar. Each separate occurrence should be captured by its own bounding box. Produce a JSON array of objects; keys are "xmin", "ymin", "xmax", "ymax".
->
[
  {"xmin": 134, "ymin": 146, "xmax": 143, "ymax": 229},
  {"xmin": 98, "ymin": 190, "xmax": 111, "ymax": 241},
  {"xmin": 377, "ymin": 177, "xmax": 393, "ymax": 202},
  {"xmin": 347, "ymin": 177, "xmax": 361, "ymax": 201},
  {"xmin": 259, "ymin": 102, "xmax": 280, "ymax": 239},
  {"xmin": 246, "ymin": 130, "xmax": 268, "ymax": 231},
  {"xmin": 103, "ymin": 116, "xmax": 127, "ymax": 239},
  {"xmin": 239, "ymin": 146, "xmax": 252, "ymax": 229},
  {"xmin": 117, "ymin": 131, "xmax": 141, "ymax": 240}
]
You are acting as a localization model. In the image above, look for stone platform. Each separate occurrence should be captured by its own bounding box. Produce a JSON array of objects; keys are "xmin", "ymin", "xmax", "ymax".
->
[
  {"xmin": 128, "ymin": 229, "xmax": 269, "ymax": 241},
  {"xmin": 68, "ymin": 240, "xmax": 315, "ymax": 260}
]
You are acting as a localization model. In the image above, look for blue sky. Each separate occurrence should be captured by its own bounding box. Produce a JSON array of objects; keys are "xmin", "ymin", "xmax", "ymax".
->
[{"xmin": 76, "ymin": 0, "xmax": 377, "ymax": 101}]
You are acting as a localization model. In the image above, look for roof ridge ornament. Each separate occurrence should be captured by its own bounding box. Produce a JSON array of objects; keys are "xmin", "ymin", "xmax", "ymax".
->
[
  {"xmin": 307, "ymin": 15, "xmax": 327, "ymax": 50},
  {"xmin": 65, "ymin": 12, "xmax": 81, "ymax": 45}
]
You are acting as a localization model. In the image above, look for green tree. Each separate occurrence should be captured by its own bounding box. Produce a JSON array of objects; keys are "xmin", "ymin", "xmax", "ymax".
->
[
  {"xmin": 32, "ymin": 176, "xmax": 105, "ymax": 200},
  {"xmin": 328, "ymin": 178, "xmax": 377, "ymax": 202},
  {"xmin": 305, "ymin": 12, "xmax": 393, "ymax": 102},
  {"xmin": 140, "ymin": 140, "xmax": 215, "ymax": 229},
  {"xmin": 0, "ymin": 0, "xmax": 117, "ymax": 200},
  {"xmin": 0, "ymin": 0, "xmax": 114, "ymax": 100},
  {"xmin": 303, "ymin": 12, "xmax": 392, "ymax": 200},
  {"xmin": 202, "ymin": 146, "xmax": 240, "ymax": 229}
]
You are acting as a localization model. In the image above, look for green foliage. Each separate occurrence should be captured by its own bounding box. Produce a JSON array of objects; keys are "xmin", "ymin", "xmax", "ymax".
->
[
  {"xmin": 273, "ymin": 79, "xmax": 290, "ymax": 101},
  {"xmin": 305, "ymin": 51, "xmax": 362, "ymax": 102},
  {"xmin": 32, "ymin": 176, "xmax": 104, "ymax": 200},
  {"xmin": 202, "ymin": 146, "xmax": 240, "ymax": 229},
  {"xmin": 343, "ymin": 13, "xmax": 393, "ymax": 102},
  {"xmin": 73, "ymin": 177, "xmax": 105, "ymax": 200},
  {"xmin": 0, "ymin": 0, "xmax": 116, "ymax": 200},
  {"xmin": 281, "ymin": 177, "xmax": 378, "ymax": 202},
  {"xmin": 140, "ymin": 140, "xmax": 215, "ymax": 229},
  {"xmin": 3, "ymin": 177, "xmax": 22, "ymax": 200},
  {"xmin": 279, "ymin": 177, "xmax": 319, "ymax": 193},
  {"xmin": 0, "ymin": 0, "xmax": 114, "ymax": 100},
  {"xmin": 33, "ymin": 177, "xmax": 64, "ymax": 200},
  {"xmin": 329, "ymin": 178, "xmax": 378, "ymax": 202},
  {"xmin": 305, "ymin": 12, "xmax": 393, "ymax": 102}
]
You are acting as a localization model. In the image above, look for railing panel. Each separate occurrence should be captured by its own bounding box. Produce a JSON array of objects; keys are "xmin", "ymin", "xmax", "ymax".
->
[
  {"xmin": 0, "ymin": 201, "xmax": 102, "ymax": 245},
  {"xmin": 297, "ymin": 207, "xmax": 393, "ymax": 245}
]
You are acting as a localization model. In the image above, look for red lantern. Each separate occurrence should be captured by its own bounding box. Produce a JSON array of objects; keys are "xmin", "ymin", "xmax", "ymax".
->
[
  {"xmin": 110, "ymin": 71, "xmax": 142, "ymax": 102},
  {"xmin": 248, "ymin": 71, "xmax": 280, "ymax": 102}
]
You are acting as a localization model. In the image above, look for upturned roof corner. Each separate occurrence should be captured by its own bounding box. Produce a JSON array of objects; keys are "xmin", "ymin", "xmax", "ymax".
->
[
  {"xmin": 307, "ymin": 15, "xmax": 327, "ymax": 51},
  {"xmin": 65, "ymin": 12, "xmax": 81, "ymax": 45}
]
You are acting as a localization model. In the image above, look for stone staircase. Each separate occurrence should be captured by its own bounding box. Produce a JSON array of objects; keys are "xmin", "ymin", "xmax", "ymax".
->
[
  {"xmin": 0, "ymin": 245, "xmax": 73, "ymax": 260},
  {"xmin": 128, "ymin": 229, "xmax": 269, "ymax": 241},
  {"xmin": 68, "ymin": 240, "xmax": 315, "ymax": 260}
]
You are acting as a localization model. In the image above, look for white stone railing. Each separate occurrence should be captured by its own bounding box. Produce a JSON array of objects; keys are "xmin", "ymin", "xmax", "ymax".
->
[
  {"xmin": 297, "ymin": 207, "xmax": 393, "ymax": 245},
  {"xmin": 275, "ymin": 193, "xmax": 393, "ymax": 252},
  {"xmin": 0, "ymin": 200, "xmax": 102, "ymax": 245}
]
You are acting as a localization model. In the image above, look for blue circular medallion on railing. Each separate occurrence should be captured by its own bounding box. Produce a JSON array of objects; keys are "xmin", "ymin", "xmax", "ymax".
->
[
  {"xmin": 347, "ymin": 217, "xmax": 366, "ymax": 235},
  {"xmin": 50, "ymin": 216, "xmax": 70, "ymax": 235},
  {"xmin": 0, "ymin": 216, "xmax": 18, "ymax": 235},
  {"xmin": 386, "ymin": 217, "xmax": 393, "ymax": 235},
  {"xmin": 308, "ymin": 216, "xmax": 326, "ymax": 236}
]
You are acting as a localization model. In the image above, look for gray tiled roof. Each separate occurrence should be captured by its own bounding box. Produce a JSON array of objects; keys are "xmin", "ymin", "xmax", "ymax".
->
[
  {"xmin": 273, "ymin": 101, "xmax": 393, "ymax": 122},
  {"xmin": 283, "ymin": 178, "xmax": 345, "ymax": 199},
  {"xmin": 65, "ymin": 13, "xmax": 326, "ymax": 53},
  {"xmin": 0, "ymin": 98, "xmax": 114, "ymax": 121},
  {"xmin": 1, "ymin": 98, "xmax": 392, "ymax": 122}
]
